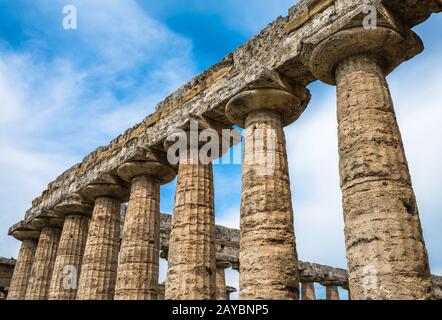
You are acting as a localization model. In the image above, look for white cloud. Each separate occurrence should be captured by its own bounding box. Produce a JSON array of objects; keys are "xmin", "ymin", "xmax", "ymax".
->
[{"xmin": 0, "ymin": 1, "xmax": 195, "ymax": 257}]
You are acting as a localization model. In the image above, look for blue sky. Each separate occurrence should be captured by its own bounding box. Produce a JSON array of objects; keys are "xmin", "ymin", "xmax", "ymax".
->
[{"xmin": 0, "ymin": 1, "xmax": 441, "ymax": 300}]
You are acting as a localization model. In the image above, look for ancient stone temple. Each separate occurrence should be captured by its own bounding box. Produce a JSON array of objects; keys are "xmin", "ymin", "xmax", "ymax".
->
[{"xmin": 6, "ymin": 0, "xmax": 442, "ymax": 300}]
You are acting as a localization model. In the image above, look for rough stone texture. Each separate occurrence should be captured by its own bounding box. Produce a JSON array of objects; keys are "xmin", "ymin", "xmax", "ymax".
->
[
  {"xmin": 325, "ymin": 285, "xmax": 340, "ymax": 300},
  {"xmin": 76, "ymin": 197, "xmax": 121, "ymax": 300},
  {"xmin": 215, "ymin": 262, "xmax": 230, "ymax": 300},
  {"xmin": 432, "ymin": 276, "xmax": 442, "ymax": 300},
  {"xmin": 12, "ymin": 0, "xmax": 440, "ymax": 230},
  {"xmin": 25, "ymin": 227, "xmax": 61, "ymax": 300},
  {"xmin": 301, "ymin": 281, "xmax": 316, "ymax": 300},
  {"xmin": 226, "ymin": 89, "xmax": 300, "ymax": 300},
  {"xmin": 158, "ymin": 282, "xmax": 165, "ymax": 300},
  {"xmin": 333, "ymin": 53, "xmax": 433, "ymax": 300},
  {"xmin": 48, "ymin": 215, "xmax": 89, "ymax": 300},
  {"xmin": 114, "ymin": 174, "xmax": 161, "ymax": 300},
  {"xmin": 7, "ymin": 241, "xmax": 37, "ymax": 300},
  {"xmin": 0, "ymin": 258, "xmax": 16, "ymax": 300},
  {"xmin": 165, "ymin": 160, "xmax": 216, "ymax": 300}
]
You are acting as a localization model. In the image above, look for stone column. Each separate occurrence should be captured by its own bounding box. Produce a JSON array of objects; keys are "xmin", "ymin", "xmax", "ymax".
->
[
  {"xmin": 165, "ymin": 130, "xmax": 216, "ymax": 300},
  {"xmin": 226, "ymin": 286, "xmax": 237, "ymax": 301},
  {"xmin": 225, "ymin": 76, "xmax": 309, "ymax": 300},
  {"xmin": 301, "ymin": 281, "xmax": 316, "ymax": 300},
  {"xmin": 48, "ymin": 194, "xmax": 92, "ymax": 300},
  {"xmin": 7, "ymin": 230, "xmax": 39, "ymax": 300},
  {"xmin": 76, "ymin": 175, "xmax": 129, "ymax": 300},
  {"xmin": 215, "ymin": 261, "xmax": 231, "ymax": 300},
  {"xmin": 310, "ymin": 27, "xmax": 433, "ymax": 300},
  {"xmin": 158, "ymin": 282, "xmax": 166, "ymax": 300},
  {"xmin": 114, "ymin": 155, "xmax": 176, "ymax": 300},
  {"xmin": 25, "ymin": 219, "xmax": 62, "ymax": 300},
  {"xmin": 325, "ymin": 285, "xmax": 340, "ymax": 301}
]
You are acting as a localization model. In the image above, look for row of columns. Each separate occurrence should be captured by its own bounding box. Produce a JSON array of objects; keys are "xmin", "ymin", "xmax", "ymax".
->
[
  {"xmin": 8, "ymin": 26, "xmax": 434, "ymax": 300},
  {"xmin": 301, "ymin": 281, "xmax": 346, "ymax": 301}
]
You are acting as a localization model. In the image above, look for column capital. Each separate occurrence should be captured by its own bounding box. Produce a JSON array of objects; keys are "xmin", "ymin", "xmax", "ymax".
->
[
  {"xmin": 81, "ymin": 174, "xmax": 129, "ymax": 204},
  {"xmin": 225, "ymin": 70, "xmax": 309, "ymax": 128},
  {"xmin": 8, "ymin": 221, "xmax": 40, "ymax": 241},
  {"xmin": 26, "ymin": 210, "xmax": 64, "ymax": 232},
  {"xmin": 117, "ymin": 150, "xmax": 176, "ymax": 185},
  {"xmin": 54, "ymin": 193, "xmax": 93, "ymax": 218},
  {"xmin": 309, "ymin": 27, "xmax": 423, "ymax": 85}
]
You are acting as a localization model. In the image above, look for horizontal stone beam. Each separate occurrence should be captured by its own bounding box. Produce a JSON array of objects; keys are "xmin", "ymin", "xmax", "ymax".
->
[{"xmin": 14, "ymin": 0, "xmax": 440, "ymax": 226}]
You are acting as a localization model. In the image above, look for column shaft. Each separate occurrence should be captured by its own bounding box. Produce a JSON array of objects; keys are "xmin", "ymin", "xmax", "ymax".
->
[
  {"xmin": 48, "ymin": 215, "xmax": 89, "ymax": 300},
  {"xmin": 301, "ymin": 281, "xmax": 316, "ymax": 300},
  {"xmin": 25, "ymin": 227, "xmax": 61, "ymax": 300},
  {"xmin": 165, "ymin": 160, "xmax": 216, "ymax": 300},
  {"xmin": 7, "ymin": 239, "xmax": 38, "ymax": 300},
  {"xmin": 114, "ymin": 175, "xmax": 160, "ymax": 300},
  {"xmin": 215, "ymin": 267, "xmax": 227, "ymax": 300},
  {"xmin": 240, "ymin": 110, "xmax": 299, "ymax": 300},
  {"xmin": 76, "ymin": 197, "xmax": 121, "ymax": 300},
  {"xmin": 336, "ymin": 54, "xmax": 433, "ymax": 299},
  {"xmin": 326, "ymin": 286, "xmax": 340, "ymax": 300}
]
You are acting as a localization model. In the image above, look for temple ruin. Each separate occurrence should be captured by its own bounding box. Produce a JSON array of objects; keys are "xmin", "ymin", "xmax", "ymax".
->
[{"xmin": 5, "ymin": 0, "xmax": 442, "ymax": 300}]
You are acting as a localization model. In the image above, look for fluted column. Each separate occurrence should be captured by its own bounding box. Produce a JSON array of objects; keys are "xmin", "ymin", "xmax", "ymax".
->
[
  {"xmin": 325, "ymin": 285, "xmax": 340, "ymax": 301},
  {"xmin": 48, "ymin": 194, "xmax": 92, "ymax": 300},
  {"xmin": 76, "ymin": 175, "xmax": 129, "ymax": 300},
  {"xmin": 158, "ymin": 282, "xmax": 166, "ymax": 300},
  {"xmin": 165, "ymin": 140, "xmax": 216, "ymax": 300},
  {"xmin": 301, "ymin": 281, "xmax": 316, "ymax": 300},
  {"xmin": 310, "ymin": 27, "xmax": 433, "ymax": 300},
  {"xmin": 25, "ymin": 224, "xmax": 62, "ymax": 300},
  {"xmin": 114, "ymin": 156, "xmax": 176, "ymax": 300},
  {"xmin": 215, "ymin": 261, "xmax": 231, "ymax": 300},
  {"xmin": 226, "ymin": 78, "xmax": 309, "ymax": 300},
  {"xmin": 7, "ymin": 234, "xmax": 39, "ymax": 300}
]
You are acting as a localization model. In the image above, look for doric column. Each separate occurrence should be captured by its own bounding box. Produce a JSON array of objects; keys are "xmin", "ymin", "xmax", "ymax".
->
[
  {"xmin": 158, "ymin": 282, "xmax": 166, "ymax": 300},
  {"xmin": 76, "ymin": 175, "xmax": 129, "ymax": 300},
  {"xmin": 310, "ymin": 26, "xmax": 433, "ymax": 300},
  {"xmin": 25, "ymin": 216, "xmax": 63, "ymax": 300},
  {"xmin": 225, "ymin": 73, "xmax": 309, "ymax": 300},
  {"xmin": 114, "ymin": 153, "xmax": 176, "ymax": 300},
  {"xmin": 301, "ymin": 281, "xmax": 316, "ymax": 300},
  {"xmin": 48, "ymin": 194, "xmax": 92, "ymax": 300},
  {"xmin": 325, "ymin": 285, "xmax": 340, "ymax": 301},
  {"xmin": 215, "ymin": 261, "xmax": 231, "ymax": 300},
  {"xmin": 164, "ymin": 129, "xmax": 216, "ymax": 300},
  {"xmin": 7, "ymin": 226, "xmax": 40, "ymax": 300}
]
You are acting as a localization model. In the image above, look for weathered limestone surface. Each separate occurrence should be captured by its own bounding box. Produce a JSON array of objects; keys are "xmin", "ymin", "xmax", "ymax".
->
[
  {"xmin": 325, "ymin": 285, "xmax": 340, "ymax": 300},
  {"xmin": 0, "ymin": 258, "xmax": 16, "ymax": 299},
  {"xmin": 12, "ymin": 0, "xmax": 440, "ymax": 229},
  {"xmin": 309, "ymin": 26, "xmax": 433, "ymax": 299},
  {"xmin": 76, "ymin": 196, "xmax": 122, "ymax": 300},
  {"xmin": 25, "ymin": 227, "xmax": 61, "ymax": 300},
  {"xmin": 301, "ymin": 281, "xmax": 316, "ymax": 300},
  {"xmin": 7, "ymin": 241, "xmax": 37, "ymax": 300},
  {"xmin": 226, "ymin": 87, "xmax": 302, "ymax": 300},
  {"xmin": 48, "ymin": 215, "xmax": 89, "ymax": 300},
  {"xmin": 115, "ymin": 158, "xmax": 176, "ymax": 300},
  {"xmin": 215, "ymin": 261, "xmax": 230, "ymax": 300},
  {"xmin": 165, "ymin": 160, "xmax": 216, "ymax": 300}
]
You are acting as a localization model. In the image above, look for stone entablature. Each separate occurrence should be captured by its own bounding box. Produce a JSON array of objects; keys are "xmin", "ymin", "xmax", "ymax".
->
[{"xmin": 9, "ymin": 0, "xmax": 440, "ymax": 226}]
